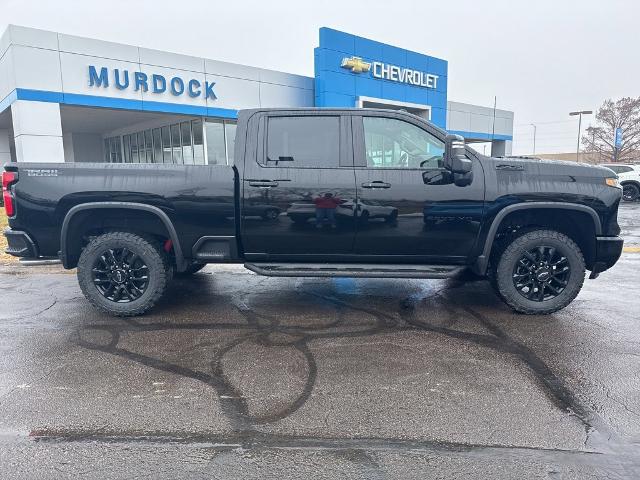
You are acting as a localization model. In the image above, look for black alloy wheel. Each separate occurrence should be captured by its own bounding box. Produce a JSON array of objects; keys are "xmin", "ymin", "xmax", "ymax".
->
[
  {"xmin": 92, "ymin": 247, "xmax": 149, "ymax": 302},
  {"xmin": 492, "ymin": 229, "xmax": 585, "ymax": 315},
  {"xmin": 77, "ymin": 232, "xmax": 170, "ymax": 316},
  {"xmin": 512, "ymin": 246, "xmax": 570, "ymax": 302}
]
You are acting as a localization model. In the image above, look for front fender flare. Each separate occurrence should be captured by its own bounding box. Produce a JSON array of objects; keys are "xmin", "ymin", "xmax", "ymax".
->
[{"xmin": 473, "ymin": 201, "xmax": 602, "ymax": 275}]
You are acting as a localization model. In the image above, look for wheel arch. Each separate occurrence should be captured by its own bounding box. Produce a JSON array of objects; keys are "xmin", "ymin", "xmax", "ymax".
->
[
  {"xmin": 620, "ymin": 179, "xmax": 640, "ymax": 197},
  {"xmin": 620, "ymin": 179, "xmax": 640, "ymax": 187},
  {"xmin": 474, "ymin": 202, "xmax": 602, "ymax": 275},
  {"xmin": 60, "ymin": 202, "xmax": 186, "ymax": 271}
]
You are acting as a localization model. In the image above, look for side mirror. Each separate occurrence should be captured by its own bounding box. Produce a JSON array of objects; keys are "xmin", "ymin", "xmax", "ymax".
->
[
  {"xmin": 444, "ymin": 134, "xmax": 472, "ymax": 174},
  {"xmin": 444, "ymin": 134, "xmax": 473, "ymax": 187}
]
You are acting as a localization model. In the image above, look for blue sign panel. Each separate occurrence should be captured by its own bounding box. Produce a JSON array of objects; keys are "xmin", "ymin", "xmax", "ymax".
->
[
  {"xmin": 314, "ymin": 28, "xmax": 448, "ymax": 128},
  {"xmin": 615, "ymin": 127, "xmax": 623, "ymax": 148}
]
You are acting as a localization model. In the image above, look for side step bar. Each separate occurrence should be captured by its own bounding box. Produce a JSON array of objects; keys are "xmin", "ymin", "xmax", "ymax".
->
[
  {"xmin": 19, "ymin": 257, "xmax": 62, "ymax": 266},
  {"xmin": 244, "ymin": 263, "xmax": 465, "ymax": 279}
]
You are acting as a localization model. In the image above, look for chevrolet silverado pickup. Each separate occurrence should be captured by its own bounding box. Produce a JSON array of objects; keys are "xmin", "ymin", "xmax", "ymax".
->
[{"xmin": 3, "ymin": 108, "xmax": 624, "ymax": 316}]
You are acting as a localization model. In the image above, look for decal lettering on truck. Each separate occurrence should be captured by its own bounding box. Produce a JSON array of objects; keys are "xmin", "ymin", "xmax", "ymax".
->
[{"xmin": 25, "ymin": 169, "xmax": 58, "ymax": 177}]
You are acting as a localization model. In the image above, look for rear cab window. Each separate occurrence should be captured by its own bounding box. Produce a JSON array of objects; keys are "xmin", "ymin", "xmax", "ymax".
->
[{"xmin": 265, "ymin": 116, "xmax": 340, "ymax": 168}]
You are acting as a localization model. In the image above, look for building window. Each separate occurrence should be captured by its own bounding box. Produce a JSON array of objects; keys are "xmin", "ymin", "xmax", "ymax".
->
[
  {"xmin": 144, "ymin": 130, "xmax": 153, "ymax": 163},
  {"xmin": 205, "ymin": 119, "xmax": 226, "ymax": 165},
  {"xmin": 170, "ymin": 123, "xmax": 182, "ymax": 164},
  {"xmin": 103, "ymin": 118, "xmax": 234, "ymax": 165},
  {"xmin": 152, "ymin": 128, "xmax": 162, "ymax": 164},
  {"xmin": 138, "ymin": 132, "xmax": 146, "ymax": 163},
  {"xmin": 161, "ymin": 126, "xmax": 171, "ymax": 163},
  {"xmin": 104, "ymin": 136, "xmax": 122, "ymax": 163},
  {"xmin": 205, "ymin": 118, "xmax": 237, "ymax": 165},
  {"xmin": 123, "ymin": 134, "xmax": 131, "ymax": 163},
  {"xmin": 181, "ymin": 121, "xmax": 193, "ymax": 165},
  {"xmin": 192, "ymin": 120, "xmax": 205, "ymax": 165},
  {"xmin": 225, "ymin": 122, "xmax": 237, "ymax": 165}
]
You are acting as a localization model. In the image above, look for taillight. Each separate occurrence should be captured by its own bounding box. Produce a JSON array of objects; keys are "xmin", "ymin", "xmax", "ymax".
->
[{"xmin": 2, "ymin": 171, "xmax": 17, "ymax": 217}]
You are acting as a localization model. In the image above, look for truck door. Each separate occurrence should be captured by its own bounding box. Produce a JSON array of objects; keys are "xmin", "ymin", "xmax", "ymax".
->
[
  {"xmin": 241, "ymin": 113, "xmax": 357, "ymax": 258},
  {"xmin": 352, "ymin": 114, "xmax": 485, "ymax": 261}
]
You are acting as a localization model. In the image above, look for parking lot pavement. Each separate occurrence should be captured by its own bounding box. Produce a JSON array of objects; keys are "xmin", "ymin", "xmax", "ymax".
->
[
  {"xmin": 619, "ymin": 202, "xmax": 640, "ymax": 248},
  {"xmin": 0, "ymin": 204, "xmax": 639, "ymax": 479}
]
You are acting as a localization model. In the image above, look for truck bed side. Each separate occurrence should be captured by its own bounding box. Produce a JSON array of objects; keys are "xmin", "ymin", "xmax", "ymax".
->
[{"xmin": 6, "ymin": 162, "xmax": 238, "ymax": 266}]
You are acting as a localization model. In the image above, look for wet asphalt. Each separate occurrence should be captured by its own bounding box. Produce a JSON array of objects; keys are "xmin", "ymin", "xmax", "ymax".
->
[{"xmin": 0, "ymin": 203, "xmax": 639, "ymax": 479}]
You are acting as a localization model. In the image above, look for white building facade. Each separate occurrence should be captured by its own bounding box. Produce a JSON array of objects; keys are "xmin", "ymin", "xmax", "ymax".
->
[{"xmin": 0, "ymin": 25, "xmax": 513, "ymax": 166}]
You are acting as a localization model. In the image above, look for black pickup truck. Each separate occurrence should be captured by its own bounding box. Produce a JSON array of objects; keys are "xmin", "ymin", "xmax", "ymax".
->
[{"xmin": 3, "ymin": 108, "xmax": 624, "ymax": 316}]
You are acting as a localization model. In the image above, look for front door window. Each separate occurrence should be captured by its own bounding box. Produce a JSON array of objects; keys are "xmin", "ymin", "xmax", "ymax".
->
[{"xmin": 363, "ymin": 117, "xmax": 445, "ymax": 170}]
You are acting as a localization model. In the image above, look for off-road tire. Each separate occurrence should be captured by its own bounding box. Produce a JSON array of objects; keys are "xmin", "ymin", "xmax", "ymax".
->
[
  {"xmin": 77, "ymin": 232, "xmax": 169, "ymax": 317},
  {"xmin": 493, "ymin": 229, "xmax": 585, "ymax": 315}
]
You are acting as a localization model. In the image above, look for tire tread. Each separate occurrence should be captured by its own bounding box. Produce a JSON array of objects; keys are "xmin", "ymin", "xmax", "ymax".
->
[
  {"xmin": 495, "ymin": 229, "xmax": 585, "ymax": 315},
  {"xmin": 77, "ymin": 232, "xmax": 168, "ymax": 317}
]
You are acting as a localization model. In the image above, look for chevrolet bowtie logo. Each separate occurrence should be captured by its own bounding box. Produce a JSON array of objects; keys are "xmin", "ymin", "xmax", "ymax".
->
[{"xmin": 340, "ymin": 56, "xmax": 371, "ymax": 73}]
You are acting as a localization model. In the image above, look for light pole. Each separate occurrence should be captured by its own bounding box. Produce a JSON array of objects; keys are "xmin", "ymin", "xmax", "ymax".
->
[
  {"xmin": 569, "ymin": 110, "xmax": 592, "ymax": 162},
  {"xmin": 530, "ymin": 123, "xmax": 537, "ymax": 155}
]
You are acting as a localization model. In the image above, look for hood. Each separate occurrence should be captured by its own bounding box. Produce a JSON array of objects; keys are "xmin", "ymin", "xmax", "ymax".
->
[{"xmin": 487, "ymin": 156, "xmax": 616, "ymax": 179}]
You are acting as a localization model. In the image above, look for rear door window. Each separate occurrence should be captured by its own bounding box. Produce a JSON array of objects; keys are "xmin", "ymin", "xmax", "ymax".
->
[{"xmin": 266, "ymin": 116, "xmax": 340, "ymax": 168}]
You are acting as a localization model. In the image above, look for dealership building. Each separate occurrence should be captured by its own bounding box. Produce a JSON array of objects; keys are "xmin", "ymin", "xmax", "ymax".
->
[{"xmin": 0, "ymin": 25, "xmax": 513, "ymax": 165}]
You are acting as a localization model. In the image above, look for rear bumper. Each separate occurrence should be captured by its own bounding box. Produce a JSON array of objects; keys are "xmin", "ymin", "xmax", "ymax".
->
[
  {"xmin": 3, "ymin": 228, "xmax": 38, "ymax": 258},
  {"xmin": 590, "ymin": 236, "xmax": 624, "ymax": 278}
]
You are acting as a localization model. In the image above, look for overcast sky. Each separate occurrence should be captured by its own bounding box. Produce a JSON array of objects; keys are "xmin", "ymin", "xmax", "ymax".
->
[{"xmin": 2, "ymin": 0, "xmax": 637, "ymax": 154}]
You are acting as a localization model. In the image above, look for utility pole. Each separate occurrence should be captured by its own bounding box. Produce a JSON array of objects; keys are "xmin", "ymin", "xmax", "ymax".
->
[
  {"xmin": 530, "ymin": 123, "xmax": 537, "ymax": 155},
  {"xmin": 569, "ymin": 110, "xmax": 592, "ymax": 162},
  {"xmin": 491, "ymin": 96, "xmax": 497, "ymax": 142}
]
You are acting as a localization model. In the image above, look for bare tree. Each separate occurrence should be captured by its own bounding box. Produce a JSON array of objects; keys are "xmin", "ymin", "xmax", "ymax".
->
[{"xmin": 582, "ymin": 97, "xmax": 640, "ymax": 163}]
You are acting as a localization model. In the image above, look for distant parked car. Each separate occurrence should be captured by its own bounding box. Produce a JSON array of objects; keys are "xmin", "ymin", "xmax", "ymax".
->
[{"xmin": 601, "ymin": 164, "xmax": 640, "ymax": 201}]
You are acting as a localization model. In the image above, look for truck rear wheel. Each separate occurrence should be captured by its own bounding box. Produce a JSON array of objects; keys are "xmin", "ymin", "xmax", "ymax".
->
[
  {"xmin": 493, "ymin": 229, "xmax": 585, "ymax": 315},
  {"xmin": 77, "ymin": 232, "xmax": 170, "ymax": 317}
]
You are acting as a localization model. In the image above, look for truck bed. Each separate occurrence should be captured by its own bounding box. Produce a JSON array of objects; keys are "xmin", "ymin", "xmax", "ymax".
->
[{"xmin": 6, "ymin": 162, "xmax": 237, "ymax": 260}]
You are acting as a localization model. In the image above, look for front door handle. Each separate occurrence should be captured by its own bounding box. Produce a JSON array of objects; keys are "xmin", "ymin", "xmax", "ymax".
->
[
  {"xmin": 361, "ymin": 181, "xmax": 391, "ymax": 189},
  {"xmin": 248, "ymin": 180, "xmax": 279, "ymax": 188}
]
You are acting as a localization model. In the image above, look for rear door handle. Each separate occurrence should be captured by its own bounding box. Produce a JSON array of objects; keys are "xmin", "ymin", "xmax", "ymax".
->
[
  {"xmin": 361, "ymin": 181, "xmax": 391, "ymax": 189},
  {"xmin": 248, "ymin": 180, "xmax": 279, "ymax": 188}
]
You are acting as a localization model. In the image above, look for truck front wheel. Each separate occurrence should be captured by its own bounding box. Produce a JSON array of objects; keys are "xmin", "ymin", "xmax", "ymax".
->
[
  {"xmin": 77, "ymin": 232, "xmax": 170, "ymax": 317},
  {"xmin": 492, "ymin": 229, "xmax": 585, "ymax": 315}
]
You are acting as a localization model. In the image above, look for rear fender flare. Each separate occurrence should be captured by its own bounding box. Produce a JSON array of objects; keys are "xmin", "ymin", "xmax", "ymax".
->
[{"xmin": 60, "ymin": 202, "xmax": 186, "ymax": 271}]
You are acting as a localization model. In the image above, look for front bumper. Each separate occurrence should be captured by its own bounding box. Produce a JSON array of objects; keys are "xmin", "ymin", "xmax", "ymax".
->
[
  {"xmin": 3, "ymin": 228, "xmax": 38, "ymax": 258},
  {"xmin": 589, "ymin": 236, "xmax": 624, "ymax": 278}
]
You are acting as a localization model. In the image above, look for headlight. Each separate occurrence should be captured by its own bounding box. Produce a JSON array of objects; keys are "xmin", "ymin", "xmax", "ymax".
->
[{"xmin": 605, "ymin": 177, "xmax": 620, "ymax": 188}]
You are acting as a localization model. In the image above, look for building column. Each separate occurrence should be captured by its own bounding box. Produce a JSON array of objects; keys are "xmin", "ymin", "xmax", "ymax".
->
[
  {"xmin": 491, "ymin": 140, "xmax": 507, "ymax": 157},
  {"xmin": 0, "ymin": 129, "xmax": 11, "ymax": 163},
  {"xmin": 504, "ymin": 140, "xmax": 513, "ymax": 156},
  {"xmin": 11, "ymin": 101, "xmax": 65, "ymax": 163}
]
